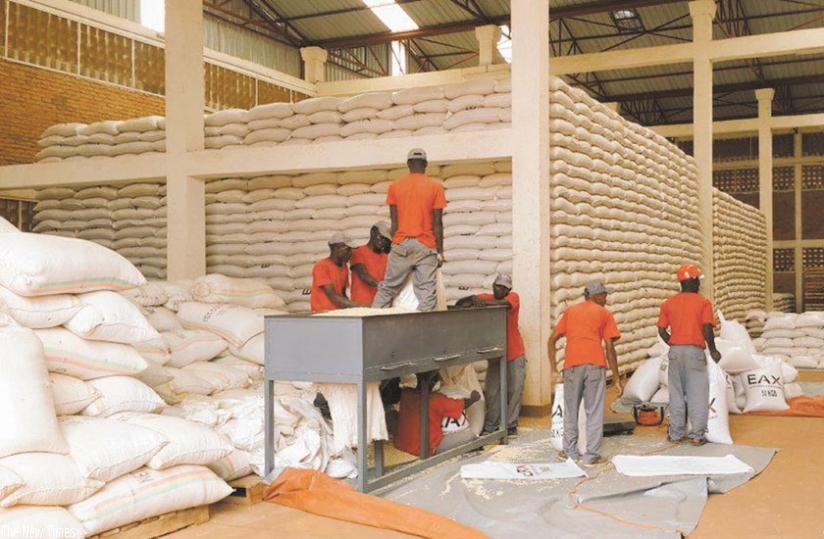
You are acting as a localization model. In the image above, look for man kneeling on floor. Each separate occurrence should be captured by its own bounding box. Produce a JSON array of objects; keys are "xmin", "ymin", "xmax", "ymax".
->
[
  {"xmin": 455, "ymin": 273, "xmax": 526, "ymax": 438},
  {"xmin": 394, "ymin": 371, "xmax": 480, "ymax": 457},
  {"xmin": 547, "ymin": 281, "xmax": 623, "ymax": 466}
]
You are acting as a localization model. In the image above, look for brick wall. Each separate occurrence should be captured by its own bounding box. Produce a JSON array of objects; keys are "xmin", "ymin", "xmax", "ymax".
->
[{"xmin": 0, "ymin": 59, "xmax": 165, "ymax": 166}]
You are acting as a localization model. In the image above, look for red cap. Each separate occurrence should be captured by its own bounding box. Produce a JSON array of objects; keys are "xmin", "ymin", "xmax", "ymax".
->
[{"xmin": 676, "ymin": 264, "xmax": 703, "ymax": 281}]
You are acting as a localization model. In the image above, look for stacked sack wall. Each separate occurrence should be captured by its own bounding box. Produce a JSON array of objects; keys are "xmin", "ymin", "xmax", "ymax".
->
[
  {"xmin": 713, "ymin": 189, "xmax": 768, "ymax": 322},
  {"xmin": 204, "ymin": 162, "xmax": 513, "ymax": 314},
  {"xmin": 548, "ymin": 77, "xmax": 702, "ymax": 373},
  {"xmin": 32, "ymin": 183, "xmax": 167, "ymax": 280}
]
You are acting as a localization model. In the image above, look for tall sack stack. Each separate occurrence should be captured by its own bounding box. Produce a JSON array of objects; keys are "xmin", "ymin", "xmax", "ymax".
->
[
  {"xmin": 33, "ymin": 182, "xmax": 167, "ymax": 280},
  {"xmin": 205, "ymin": 109, "xmax": 249, "ymax": 150},
  {"xmin": 713, "ymin": 190, "xmax": 768, "ymax": 322},
  {"xmin": 548, "ymin": 75, "xmax": 702, "ymax": 373}
]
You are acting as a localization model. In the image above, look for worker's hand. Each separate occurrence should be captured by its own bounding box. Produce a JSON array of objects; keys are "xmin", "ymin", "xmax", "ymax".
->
[
  {"xmin": 551, "ymin": 369, "xmax": 563, "ymax": 385},
  {"xmin": 469, "ymin": 390, "xmax": 481, "ymax": 404},
  {"xmin": 614, "ymin": 378, "xmax": 624, "ymax": 396},
  {"xmin": 436, "ymin": 253, "xmax": 445, "ymax": 267},
  {"xmin": 710, "ymin": 349, "xmax": 722, "ymax": 363}
]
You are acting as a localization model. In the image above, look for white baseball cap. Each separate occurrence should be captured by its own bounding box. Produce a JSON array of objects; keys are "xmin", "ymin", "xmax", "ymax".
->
[{"xmin": 407, "ymin": 148, "xmax": 427, "ymax": 161}]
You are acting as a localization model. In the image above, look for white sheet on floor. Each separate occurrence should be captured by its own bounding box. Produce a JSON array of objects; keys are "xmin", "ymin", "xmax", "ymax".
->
[
  {"xmin": 317, "ymin": 382, "xmax": 388, "ymax": 453},
  {"xmin": 612, "ymin": 454, "xmax": 754, "ymax": 477},
  {"xmin": 460, "ymin": 460, "xmax": 585, "ymax": 480}
]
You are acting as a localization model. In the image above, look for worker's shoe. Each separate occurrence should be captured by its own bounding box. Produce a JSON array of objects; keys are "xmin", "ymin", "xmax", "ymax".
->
[
  {"xmin": 507, "ymin": 427, "xmax": 518, "ymax": 438},
  {"xmin": 667, "ymin": 435, "xmax": 685, "ymax": 444},
  {"xmin": 581, "ymin": 455, "xmax": 605, "ymax": 467},
  {"xmin": 688, "ymin": 436, "xmax": 707, "ymax": 446},
  {"xmin": 557, "ymin": 451, "xmax": 580, "ymax": 461}
]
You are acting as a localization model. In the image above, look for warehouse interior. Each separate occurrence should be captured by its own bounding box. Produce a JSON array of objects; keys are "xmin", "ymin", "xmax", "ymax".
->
[{"xmin": 0, "ymin": 0, "xmax": 823, "ymax": 537}]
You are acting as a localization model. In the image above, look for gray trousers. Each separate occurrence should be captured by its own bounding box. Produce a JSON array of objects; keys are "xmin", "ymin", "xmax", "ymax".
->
[
  {"xmin": 563, "ymin": 364, "xmax": 606, "ymax": 460},
  {"xmin": 371, "ymin": 238, "xmax": 438, "ymax": 312},
  {"xmin": 484, "ymin": 355, "xmax": 527, "ymax": 431},
  {"xmin": 667, "ymin": 345, "xmax": 709, "ymax": 440},
  {"xmin": 436, "ymin": 427, "xmax": 476, "ymax": 454}
]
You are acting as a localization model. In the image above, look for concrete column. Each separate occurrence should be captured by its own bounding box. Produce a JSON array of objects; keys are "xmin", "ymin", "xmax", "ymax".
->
[
  {"xmin": 164, "ymin": 0, "xmax": 205, "ymax": 281},
  {"xmin": 690, "ymin": 0, "xmax": 716, "ymax": 301},
  {"xmin": 794, "ymin": 130, "xmax": 803, "ymax": 312},
  {"xmin": 300, "ymin": 46, "xmax": 328, "ymax": 84},
  {"xmin": 511, "ymin": 0, "xmax": 551, "ymax": 407},
  {"xmin": 475, "ymin": 25, "xmax": 501, "ymax": 66},
  {"xmin": 756, "ymin": 88, "xmax": 775, "ymax": 311}
]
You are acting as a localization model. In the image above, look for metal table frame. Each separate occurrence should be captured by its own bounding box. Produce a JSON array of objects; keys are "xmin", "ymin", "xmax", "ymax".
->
[{"xmin": 263, "ymin": 307, "xmax": 509, "ymax": 492}]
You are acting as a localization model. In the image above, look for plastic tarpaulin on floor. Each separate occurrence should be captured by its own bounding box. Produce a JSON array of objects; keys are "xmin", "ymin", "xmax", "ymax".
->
[{"xmin": 383, "ymin": 430, "xmax": 776, "ymax": 539}]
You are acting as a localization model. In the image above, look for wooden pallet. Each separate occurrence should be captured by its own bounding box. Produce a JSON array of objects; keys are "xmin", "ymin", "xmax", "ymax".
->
[
  {"xmin": 88, "ymin": 505, "xmax": 209, "ymax": 539},
  {"xmin": 222, "ymin": 474, "xmax": 265, "ymax": 505}
]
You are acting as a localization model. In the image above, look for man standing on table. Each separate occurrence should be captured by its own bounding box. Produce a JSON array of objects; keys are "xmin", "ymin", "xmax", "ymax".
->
[
  {"xmin": 349, "ymin": 221, "xmax": 392, "ymax": 306},
  {"xmin": 456, "ymin": 273, "xmax": 526, "ymax": 437},
  {"xmin": 547, "ymin": 281, "xmax": 622, "ymax": 466},
  {"xmin": 309, "ymin": 233, "xmax": 359, "ymax": 313},
  {"xmin": 657, "ymin": 264, "xmax": 722, "ymax": 446},
  {"xmin": 372, "ymin": 148, "xmax": 446, "ymax": 311}
]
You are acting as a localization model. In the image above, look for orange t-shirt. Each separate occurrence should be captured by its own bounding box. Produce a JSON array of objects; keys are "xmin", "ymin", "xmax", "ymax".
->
[
  {"xmin": 555, "ymin": 300, "xmax": 621, "ymax": 368},
  {"xmin": 386, "ymin": 173, "xmax": 446, "ymax": 249},
  {"xmin": 349, "ymin": 244, "xmax": 388, "ymax": 305},
  {"xmin": 657, "ymin": 292, "xmax": 716, "ymax": 348},
  {"xmin": 309, "ymin": 258, "xmax": 349, "ymax": 313},
  {"xmin": 394, "ymin": 389, "xmax": 464, "ymax": 457},
  {"xmin": 477, "ymin": 292, "xmax": 526, "ymax": 361}
]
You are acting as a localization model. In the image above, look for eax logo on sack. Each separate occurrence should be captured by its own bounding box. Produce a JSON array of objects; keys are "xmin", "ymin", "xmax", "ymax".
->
[{"xmin": 746, "ymin": 374, "xmax": 780, "ymax": 385}]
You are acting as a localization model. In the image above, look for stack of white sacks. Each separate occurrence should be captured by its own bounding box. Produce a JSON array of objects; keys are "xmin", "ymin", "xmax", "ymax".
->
[
  {"xmin": 0, "ymin": 226, "xmax": 375, "ymax": 536},
  {"xmin": 35, "ymin": 116, "xmax": 165, "ymax": 162},
  {"xmin": 751, "ymin": 311, "xmax": 824, "ymax": 369},
  {"xmin": 203, "ymin": 161, "xmax": 513, "ymax": 313},
  {"xmin": 548, "ymin": 77, "xmax": 703, "ymax": 373},
  {"xmin": 35, "ymin": 80, "xmax": 511, "ymax": 159},
  {"xmin": 772, "ymin": 293, "xmax": 795, "ymax": 313},
  {"xmin": 745, "ymin": 310, "xmax": 767, "ymax": 337},
  {"xmin": 713, "ymin": 190, "xmax": 768, "ymax": 323},
  {"xmin": 623, "ymin": 312, "xmax": 802, "ymax": 444},
  {"xmin": 32, "ymin": 182, "xmax": 167, "ymax": 280}
]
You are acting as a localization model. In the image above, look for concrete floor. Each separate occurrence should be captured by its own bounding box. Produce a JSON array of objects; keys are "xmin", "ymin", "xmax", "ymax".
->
[{"xmin": 169, "ymin": 371, "xmax": 824, "ymax": 538}]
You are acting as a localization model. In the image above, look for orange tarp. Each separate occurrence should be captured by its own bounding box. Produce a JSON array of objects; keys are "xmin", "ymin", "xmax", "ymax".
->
[
  {"xmin": 264, "ymin": 468, "xmax": 489, "ymax": 539},
  {"xmin": 748, "ymin": 396, "xmax": 824, "ymax": 418}
]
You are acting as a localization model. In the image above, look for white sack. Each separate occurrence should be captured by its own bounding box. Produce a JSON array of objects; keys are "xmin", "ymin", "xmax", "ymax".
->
[
  {"xmin": 163, "ymin": 329, "xmax": 229, "ymax": 368},
  {"xmin": 623, "ymin": 356, "xmax": 663, "ymax": 402},
  {"xmin": 37, "ymin": 328, "xmax": 149, "ymax": 380},
  {"xmin": 549, "ymin": 384, "xmax": 586, "ymax": 454},
  {"xmin": 191, "ymin": 274, "xmax": 285, "ymax": 309},
  {"xmin": 0, "ymin": 453, "xmax": 102, "ymax": 507},
  {"xmin": 177, "ymin": 302, "xmax": 264, "ymax": 347},
  {"xmin": 706, "ymin": 356, "xmax": 733, "ymax": 444},
  {"xmin": 51, "ymin": 373, "xmax": 100, "ymax": 415},
  {"xmin": 66, "ymin": 290, "xmax": 160, "ymax": 344},
  {"xmin": 0, "ymin": 287, "xmax": 81, "ymax": 328},
  {"xmin": 742, "ymin": 364, "xmax": 789, "ymax": 413},
  {"xmin": 81, "ymin": 376, "xmax": 165, "ymax": 417}
]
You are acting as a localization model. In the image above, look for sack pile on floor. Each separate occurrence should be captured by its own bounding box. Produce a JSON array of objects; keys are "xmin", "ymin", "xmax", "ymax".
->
[
  {"xmin": 35, "ymin": 80, "xmax": 511, "ymax": 161},
  {"xmin": 750, "ymin": 311, "xmax": 824, "ymax": 369},
  {"xmin": 0, "ymin": 229, "xmax": 370, "ymax": 536},
  {"xmin": 624, "ymin": 312, "xmax": 801, "ymax": 444}
]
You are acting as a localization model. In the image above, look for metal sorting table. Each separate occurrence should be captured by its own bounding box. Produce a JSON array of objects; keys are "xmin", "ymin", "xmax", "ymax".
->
[{"xmin": 264, "ymin": 307, "xmax": 509, "ymax": 492}]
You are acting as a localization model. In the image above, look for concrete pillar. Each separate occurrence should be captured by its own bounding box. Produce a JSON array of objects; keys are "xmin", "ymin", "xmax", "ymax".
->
[
  {"xmin": 690, "ymin": 0, "xmax": 716, "ymax": 301},
  {"xmin": 794, "ymin": 130, "xmax": 803, "ymax": 312},
  {"xmin": 300, "ymin": 46, "xmax": 328, "ymax": 84},
  {"xmin": 756, "ymin": 88, "xmax": 775, "ymax": 311},
  {"xmin": 164, "ymin": 0, "xmax": 205, "ymax": 281},
  {"xmin": 511, "ymin": 0, "xmax": 551, "ymax": 408},
  {"xmin": 475, "ymin": 25, "xmax": 501, "ymax": 66}
]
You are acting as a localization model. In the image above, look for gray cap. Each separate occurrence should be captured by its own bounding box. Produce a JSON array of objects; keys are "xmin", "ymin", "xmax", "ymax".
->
[
  {"xmin": 328, "ymin": 232, "xmax": 353, "ymax": 247},
  {"xmin": 493, "ymin": 273, "xmax": 513, "ymax": 289},
  {"xmin": 407, "ymin": 147, "xmax": 427, "ymax": 161},
  {"xmin": 374, "ymin": 221, "xmax": 392, "ymax": 240},
  {"xmin": 584, "ymin": 281, "xmax": 609, "ymax": 296}
]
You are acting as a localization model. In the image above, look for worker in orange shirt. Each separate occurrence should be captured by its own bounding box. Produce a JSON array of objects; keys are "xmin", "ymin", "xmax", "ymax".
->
[
  {"xmin": 394, "ymin": 371, "xmax": 481, "ymax": 457},
  {"xmin": 372, "ymin": 148, "xmax": 446, "ymax": 311},
  {"xmin": 309, "ymin": 233, "xmax": 359, "ymax": 313},
  {"xmin": 456, "ymin": 273, "xmax": 526, "ymax": 437},
  {"xmin": 657, "ymin": 264, "xmax": 722, "ymax": 446},
  {"xmin": 547, "ymin": 281, "xmax": 622, "ymax": 466},
  {"xmin": 349, "ymin": 221, "xmax": 392, "ymax": 305}
]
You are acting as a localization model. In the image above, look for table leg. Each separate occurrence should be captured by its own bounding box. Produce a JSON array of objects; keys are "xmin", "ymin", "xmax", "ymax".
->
[
  {"xmin": 420, "ymin": 372, "xmax": 430, "ymax": 460},
  {"xmin": 500, "ymin": 356, "xmax": 508, "ymax": 445},
  {"xmin": 375, "ymin": 439, "xmax": 384, "ymax": 477},
  {"xmin": 264, "ymin": 379, "xmax": 274, "ymax": 476},
  {"xmin": 357, "ymin": 381, "xmax": 368, "ymax": 492}
]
